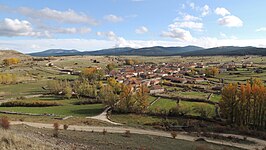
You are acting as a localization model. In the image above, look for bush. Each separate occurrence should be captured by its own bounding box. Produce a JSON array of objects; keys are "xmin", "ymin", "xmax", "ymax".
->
[
  {"xmin": 124, "ymin": 130, "xmax": 131, "ymax": 137},
  {"xmin": 53, "ymin": 122, "xmax": 59, "ymax": 137},
  {"xmin": 102, "ymin": 129, "xmax": 107, "ymax": 135},
  {"xmin": 73, "ymin": 99, "xmax": 102, "ymax": 105},
  {"xmin": 63, "ymin": 124, "xmax": 69, "ymax": 130},
  {"xmin": 0, "ymin": 101, "xmax": 61, "ymax": 107},
  {"xmin": 0, "ymin": 117, "xmax": 10, "ymax": 130},
  {"xmin": 170, "ymin": 131, "xmax": 177, "ymax": 139},
  {"xmin": 168, "ymin": 106, "xmax": 190, "ymax": 116}
]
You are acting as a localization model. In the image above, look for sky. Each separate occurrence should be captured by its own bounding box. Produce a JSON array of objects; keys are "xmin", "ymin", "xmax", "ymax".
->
[{"xmin": 0, "ymin": 0, "xmax": 266, "ymax": 53}]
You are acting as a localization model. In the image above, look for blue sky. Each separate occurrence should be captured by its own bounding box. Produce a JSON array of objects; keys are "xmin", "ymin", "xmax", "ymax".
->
[{"xmin": 0, "ymin": 0, "xmax": 266, "ymax": 53}]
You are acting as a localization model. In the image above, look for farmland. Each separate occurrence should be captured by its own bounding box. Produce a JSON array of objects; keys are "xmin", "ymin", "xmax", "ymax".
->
[{"xmin": 0, "ymin": 53, "xmax": 265, "ymax": 149}]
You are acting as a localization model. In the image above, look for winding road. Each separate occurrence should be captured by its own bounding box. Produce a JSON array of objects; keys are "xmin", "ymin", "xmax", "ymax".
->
[{"xmin": 10, "ymin": 121, "xmax": 266, "ymax": 150}]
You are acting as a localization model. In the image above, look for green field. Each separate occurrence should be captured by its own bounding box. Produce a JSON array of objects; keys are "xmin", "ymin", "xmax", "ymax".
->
[
  {"xmin": 0, "ymin": 104, "xmax": 104, "ymax": 117},
  {"xmin": 149, "ymin": 98, "xmax": 215, "ymax": 117},
  {"xmin": 0, "ymin": 80, "xmax": 46, "ymax": 98},
  {"xmin": 0, "ymin": 96, "xmax": 105, "ymax": 117}
]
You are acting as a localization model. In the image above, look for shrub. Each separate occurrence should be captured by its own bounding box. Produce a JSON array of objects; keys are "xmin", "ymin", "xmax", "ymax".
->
[
  {"xmin": 54, "ymin": 122, "xmax": 59, "ymax": 130},
  {"xmin": 0, "ymin": 117, "xmax": 10, "ymax": 130},
  {"xmin": 168, "ymin": 106, "xmax": 190, "ymax": 116},
  {"xmin": 73, "ymin": 99, "xmax": 102, "ymax": 105},
  {"xmin": 63, "ymin": 124, "xmax": 69, "ymax": 130},
  {"xmin": 0, "ymin": 100, "xmax": 61, "ymax": 107},
  {"xmin": 102, "ymin": 129, "xmax": 107, "ymax": 135},
  {"xmin": 53, "ymin": 122, "xmax": 59, "ymax": 137},
  {"xmin": 124, "ymin": 130, "xmax": 131, "ymax": 137},
  {"xmin": 170, "ymin": 131, "xmax": 177, "ymax": 139}
]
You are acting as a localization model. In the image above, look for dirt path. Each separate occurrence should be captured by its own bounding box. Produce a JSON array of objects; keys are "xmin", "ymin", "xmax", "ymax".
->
[
  {"xmin": 10, "ymin": 121, "xmax": 266, "ymax": 150},
  {"xmin": 86, "ymin": 107, "xmax": 122, "ymax": 125}
]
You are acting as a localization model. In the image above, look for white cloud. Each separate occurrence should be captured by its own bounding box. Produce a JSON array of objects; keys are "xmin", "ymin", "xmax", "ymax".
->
[
  {"xmin": 218, "ymin": 15, "xmax": 243, "ymax": 27},
  {"xmin": 0, "ymin": 18, "xmax": 42, "ymax": 37},
  {"xmin": 97, "ymin": 31, "xmax": 129, "ymax": 47},
  {"xmin": 256, "ymin": 27, "xmax": 266, "ymax": 32},
  {"xmin": 17, "ymin": 7, "xmax": 98, "ymax": 25},
  {"xmin": 104, "ymin": 14, "xmax": 123, "ymax": 23},
  {"xmin": 169, "ymin": 21, "xmax": 203, "ymax": 31},
  {"xmin": 0, "ymin": 39, "xmax": 115, "ymax": 53},
  {"xmin": 45, "ymin": 27, "xmax": 91, "ymax": 34},
  {"xmin": 202, "ymin": 5, "xmax": 210, "ymax": 16},
  {"xmin": 161, "ymin": 28, "xmax": 193, "ymax": 41},
  {"xmin": 0, "ymin": 18, "xmax": 91, "ymax": 38},
  {"xmin": 183, "ymin": 14, "xmax": 201, "ymax": 21},
  {"xmin": 135, "ymin": 26, "xmax": 149, "ymax": 34},
  {"xmin": 215, "ymin": 7, "xmax": 230, "ymax": 16}
]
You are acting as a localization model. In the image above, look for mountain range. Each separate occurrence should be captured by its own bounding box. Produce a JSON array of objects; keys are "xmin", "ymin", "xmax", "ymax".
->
[{"xmin": 28, "ymin": 46, "xmax": 266, "ymax": 57}]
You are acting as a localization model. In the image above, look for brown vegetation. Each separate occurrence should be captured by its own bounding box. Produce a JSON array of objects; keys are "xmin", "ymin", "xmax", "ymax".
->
[{"xmin": 0, "ymin": 117, "xmax": 10, "ymax": 130}]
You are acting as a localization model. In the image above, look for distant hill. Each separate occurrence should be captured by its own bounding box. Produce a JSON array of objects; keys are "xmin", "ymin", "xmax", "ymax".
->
[
  {"xmin": 82, "ymin": 47, "xmax": 132, "ymax": 55},
  {"xmin": 29, "ymin": 49, "xmax": 81, "ymax": 57},
  {"xmin": 179, "ymin": 46, "xmax": 266, "ymax": 56},
  {"xmin": 28, "ymin": 46, "xmax": 204, "ymax": 57},
  {"xmin": 0, "ymin": 50, "xmax": 30, "ymax": 61},
  {"xmin": 106, "ymin": 46, "xmax": 204, "ymax": 56},
  {"xmin": 28, "ymin": 46, "xmax": 266, "ymax": 57}
]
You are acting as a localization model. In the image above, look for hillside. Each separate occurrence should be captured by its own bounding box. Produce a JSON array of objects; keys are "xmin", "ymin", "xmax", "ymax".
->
[
  {"xmin": 28, "ymin": 46, "xmax": 204, "ymax": 57},
  {"xmin": 179, "ymin": 46, "xmax": 266, "ymax": 56},
  {"xmin": 29, "ymin": 49, "xmax": 81, "ymax": 57},
  {"xmin": 28, "ymin": 46, "xmax": 266, "ymax": 57},
  {"xmin": 0, "ymin": 50, "xmax": 30, "ymax": 61}
]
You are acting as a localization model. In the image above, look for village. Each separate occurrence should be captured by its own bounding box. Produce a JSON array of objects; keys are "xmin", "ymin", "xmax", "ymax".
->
[{"xmin": 103, "ymin": 59, "xmax": 255, "ymax": 95}]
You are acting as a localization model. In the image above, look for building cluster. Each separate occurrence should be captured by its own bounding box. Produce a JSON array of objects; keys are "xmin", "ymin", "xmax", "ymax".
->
[{"xmin": 106, "ymin": 61, "xmax": 254, "ymax": 94}]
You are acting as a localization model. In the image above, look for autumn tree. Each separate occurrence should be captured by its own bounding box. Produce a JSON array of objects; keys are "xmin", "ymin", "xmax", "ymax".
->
[
  {"xmin": 107, "ymin": 77, "xmax": 121, "ymax": 94},
  {"xmin": 99, "ymin": 85, "xmax": 119, "ymax": 108},
  {"xmin": 73, "ymin": 80, "xmax": 97, "ymax": 98},
  {"xmin": 125, "ymin": 59, "xmax": 134, "ymax": 65},
  {"xmin": 0, "ymin": 73, "xmax": 17, "ymax": 84},
  {"xmin": 3, "ymin": 58, "xmax": 20, "ymax": 66},
  {"xmin": 220, "ymin": 83, "xmax": 238, "ymax": 124},
  {"xmin": 135, "ymin": 84, "xmax": 149, "ymax": 113},
  {"xmin": 205, "ymin": 67, "xmax": 219, "ymax": 77},
  {"xmin": 220, "ymin": 78, "xmax": 266, "ymax": 130},
  {"xmin": 81, "ymin": 67, "xmax": 104, "ymax": 82},
  {"xmin": 117, "ymin": 84, "xmax": 135, "ymax": 113}
]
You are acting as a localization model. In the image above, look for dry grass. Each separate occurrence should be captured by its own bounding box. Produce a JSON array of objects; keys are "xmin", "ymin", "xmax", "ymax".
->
[{"xmin": 0, "ymin": 129, "xmax": 50, "ymax": 150}]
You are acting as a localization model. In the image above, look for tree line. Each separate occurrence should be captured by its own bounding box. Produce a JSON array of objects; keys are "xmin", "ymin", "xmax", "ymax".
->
[
  {"xmin": 220, "ymin": 78, "xmax": 266, "ymax": 130},
  {"xmin": 47, "ymin": 76, "xmax": 150, "ymax": 114}
]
